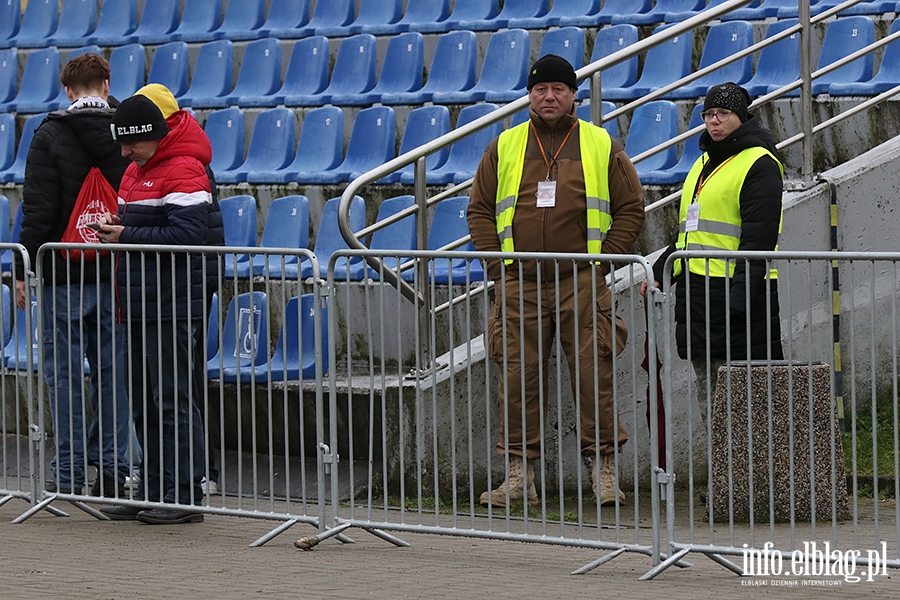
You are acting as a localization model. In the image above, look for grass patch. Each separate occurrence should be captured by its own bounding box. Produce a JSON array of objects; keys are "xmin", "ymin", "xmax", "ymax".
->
[{"xmin": 842, "ymin": 396, "xmax": 899, "ymax": 480}]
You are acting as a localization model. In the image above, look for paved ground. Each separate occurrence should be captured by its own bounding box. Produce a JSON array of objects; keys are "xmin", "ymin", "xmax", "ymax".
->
[{"xmin": 0, "ymin": 495, "xmax": 896, "ymax": 599}]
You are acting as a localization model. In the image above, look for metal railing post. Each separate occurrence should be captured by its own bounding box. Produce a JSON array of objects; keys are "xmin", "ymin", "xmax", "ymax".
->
[
  {"xmin": 799, "ymin": 0, "xmax": 815, "ymax": 183},
  {"xmin": 590, "ymin": 71, "xmax": 602, "ymax": 125},
  {"xmin": 414, "ymin": 157, "xmax": 432, "ymax": 368}
]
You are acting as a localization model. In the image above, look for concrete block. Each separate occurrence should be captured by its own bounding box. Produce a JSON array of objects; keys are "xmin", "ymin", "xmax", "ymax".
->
[{"xmin": 708, "ymin": 363, "xmax": 850, "ymax": 523}]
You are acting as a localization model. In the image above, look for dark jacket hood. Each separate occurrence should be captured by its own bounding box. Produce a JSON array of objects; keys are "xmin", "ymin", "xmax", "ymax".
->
[{"xmin": 44, "ymin": 107, "xmax": 122, "ymax": 164}]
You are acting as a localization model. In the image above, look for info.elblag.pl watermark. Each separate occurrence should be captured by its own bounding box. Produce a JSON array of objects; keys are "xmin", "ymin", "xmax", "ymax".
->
[{"xmin": 740, "ymin": 541, "xmax": 892, "ymax": 586}]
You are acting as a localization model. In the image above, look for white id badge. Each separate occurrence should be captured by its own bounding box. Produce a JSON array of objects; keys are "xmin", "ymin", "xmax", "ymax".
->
[
  {"xmin": 536, "ymin": 180, "xmax": 556, "ymax": 208},
  {"xmin": 685, "ymin": 203, "xmax": 700, "ymax": 232}
]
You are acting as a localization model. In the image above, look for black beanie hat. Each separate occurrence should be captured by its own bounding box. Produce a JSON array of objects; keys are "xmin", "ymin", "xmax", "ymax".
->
[
  {"xmin": 703, "ymin": 82, "xmax": 752, "ymax": 122},
  {"xmin": 527, "ymin": 54, "xmax": 577, "ymax": 91},
  {"xmin": 111, "ymin": 95, "xmax": 169, "ymax": 143}
]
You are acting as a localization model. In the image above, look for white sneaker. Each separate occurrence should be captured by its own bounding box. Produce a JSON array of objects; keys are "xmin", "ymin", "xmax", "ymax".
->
[
  {"xmin": 124, "ymin": 472, "xmax": 141, "ymax": 490},
  {"xmin": 200, "ymin": 477, "xmax": 218, "ymax": 495}
]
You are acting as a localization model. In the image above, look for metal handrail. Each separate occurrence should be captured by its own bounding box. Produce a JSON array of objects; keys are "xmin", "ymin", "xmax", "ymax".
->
[{"xmin": 339, "ymin": 0, "xmax": 896, "ymax": 301}]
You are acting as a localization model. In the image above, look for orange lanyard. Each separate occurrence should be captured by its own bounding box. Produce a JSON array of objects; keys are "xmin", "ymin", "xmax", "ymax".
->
[
  {"xmin": 693, "ymin": 155, "xmax": 738, "ymax": 201},
  {"xmin": 530, "ymin": 121, "xmax": 577, "ymax": 180}
]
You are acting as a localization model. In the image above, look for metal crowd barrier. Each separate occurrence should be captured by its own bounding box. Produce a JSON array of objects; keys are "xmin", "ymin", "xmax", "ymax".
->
[
  {"xmin": 6, "ymin": 241, "xmax": 900, "ymax": 581},
  {"xmin": 646, "ymin": 250, "xmax": 900, "ymax": 581}
]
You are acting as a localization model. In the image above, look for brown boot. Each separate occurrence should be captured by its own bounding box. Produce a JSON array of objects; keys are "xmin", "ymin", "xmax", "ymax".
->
[
  {"xmin": 480, "ymin": 456, "xmax": 538, "ymax": 507},
  {"xmin": 592, "ymin": 453, "xmax": 625, "ymax": 506}
]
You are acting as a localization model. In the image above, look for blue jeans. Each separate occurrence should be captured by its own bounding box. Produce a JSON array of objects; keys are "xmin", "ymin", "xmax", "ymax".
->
[
  {"xmin": 42, "ymin": 282, "xmax": 132, "ymax": 488},
  {"xmin": 129, "ymin": 320, "xmax": 204, "ymax": 505}
]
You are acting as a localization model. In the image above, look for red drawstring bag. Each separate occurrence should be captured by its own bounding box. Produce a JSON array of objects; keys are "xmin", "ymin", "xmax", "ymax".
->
[{"xmin": 59, "ymin": 167, "xmax": 118, "ymax": 262}]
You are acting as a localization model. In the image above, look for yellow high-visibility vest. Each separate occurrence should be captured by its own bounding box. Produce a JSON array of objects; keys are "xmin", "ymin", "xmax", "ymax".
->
[
  {"xmin": 674, "ymin": 146, "xmax": 783, "ymax": 279},
  {"xmin": 495, "ymin": 120, "xmax": 612, "ymax": 265}
]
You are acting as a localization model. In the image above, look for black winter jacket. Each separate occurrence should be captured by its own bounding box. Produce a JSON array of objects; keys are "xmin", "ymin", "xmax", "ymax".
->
[
  {"xmin": 17, "ymin": 107, "xmax": 129, "ymax": 284},
  {"xmin": 653, "ymin": 115, "xmax": 785, "ymax": 361}
]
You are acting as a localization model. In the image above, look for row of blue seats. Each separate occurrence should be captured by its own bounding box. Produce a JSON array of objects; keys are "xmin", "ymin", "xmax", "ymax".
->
[
  {"xmin": 218, "ymin": 194, "xmax": 485, "ymax": 284},
  {"xmin": 4, "ymin": 0, "xmax": 900, "ymax": 50},
  {"xmin": 7, "ymin": 11, "xmax": 899, "ymax": 117},
  {"xmin": 0, "ymin": 283, "xmax": 326, "ymax": 383}
]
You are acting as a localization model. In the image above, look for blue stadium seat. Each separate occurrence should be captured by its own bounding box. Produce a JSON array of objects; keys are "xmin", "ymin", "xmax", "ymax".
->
[
  {"xmin": 380, "ymin": 105, "xmax": 450, "ymax": 184},
  {"xmin": 361, "ymin": 0, "xmax": 450, "ymax": 35},
  {"xmin": 402, "ymin": 103, "xmax": 501, "ymax": 186},
  {"xmin": 665, "ymin": 20, "xmax": 754, "ymax": 99},
  {"xmin": 296, "ymin": 196, "xmax": 366, "ymax": 280},
  {"xmin": 286, "ymin": 34, "xmax": 376, "ymax": 107},
  {"xmin": 402, "ymin": 197, "xmax": 485, "ymax": 285},
  {"xmin": 610, "ymin": 25, "xmax": 692, "ymax": 100},
  {"xmin": 87, "ymin": 0, "xmax": 137, "ymax": 46},
  {"xmin": 294, "ymin": 0, "xmax": 355, "ymax": 39},
  {"xmin": 511, "ymin": 0, "xmax": 600, "ymax": 29},
  {"xmin": 212, "ymin": 0, "xmax": 267, "ymax": 41},
  {"xmin": 778, "ymin": 0, "xmax": 894, "ymax": 17},
  {"xmin": 0, "ymin": 195, "xmax": 8, "ymax": 242},
  {"xmin": 178, "ymin": 40, "xmax": 233, "ymax": 108},
  {"xmin": 536, "ymin": 27, "xmax": 585, "ymax": 73},
  {"xmin": 1, "ymin": 114, "xmax": 46, "ymax": 183},
  {"xmin": 743, "ymin": 19, "xmax": 800, "ymax": 97},
  {"xmin": 0, "ymin": 115, "xmax": 14, "ymax": 172},
  {"xmin": 365, "ymin": 195, "xmax": 417, "ymax": 281},
  {"xmin": 0, "ymin": 201, "xmax": 23, "ymax": 273},
  {"xmin": 0, "ymin": 0, "xmax": 20, "ymax": 49},
  {"xmin": 219, "ymin": 195, "xmax": 257, "ymax": 278},
  {"xmin": 250, "ymin": 195, "xmax": 309, "ymax": 278},
  {"xmin": 576, "ymin": 101, "xmax": 620, "ymax": 139},
  {"xmin": 263, "ymin": 36, "xmax": 330, "ymax": 108},
  {"xmin": 640, "ymin": 103, "xmax": 704, "ymax": 185},
  {"xmin": 48, "ymin": 0, "xmax": 99, "ymax": 47},
  {"xmin": 207, "ymin": 291, "xmax": 268, "ymax": 381},
  {"xmin": 205, "ymin": 108, "xmax": 245, "ymax": 180},
  {"xmin": 0, "ymin": 49, "xmax": 17, "ymax": 108},
  {"xmin": 624, "ymin": 100, "xmax": 679, "ymax": 178},
  {"xmin": 4, "ymin": 299, "xmax": 37, "ymax": 371},
  {"xmin": 576, "ymin": 24, "xmax": 638, "ymax": 101},
  {"xmin": 612, "ymin": 0, "xmax": 703, "ymax": 25},
  {"xmin": 51, "ymin": 45, "xmax": 102, "ymax": 110},
  {"xmin": 133, "ymin": 0, "xmax": 181, "ymax": 45},
  {"xmin": 331, "ymin": 32, "xmax": 423, "ymax": 106},
  {"xmin": 324, "ymin": 0, "xmax": 402, "ymax": 37},
  {"xmin": 557, "ymin": 0, "xmax": 651, "ymax": 27},
  {"xmin": 666, "ymin": 0, "xmax": 757, "ymax": 22},
  {"xmin": 830, "ymin": 19, "xmax": 900, "ymax": 95},
  {"xmin": 434, "ymin": 29, "xmax": 529, "ymax": 104},
  {"xmin": 300, "ymin": 106, "xmax": 394, "ymax": 185},
  {"xmin": 381, "ymin": 30, "xmax": 477, "ymax": 105},
  {"xmin": 171, "ymin": 0, "xmax": 223, "ymax": 43},
  {"xmin": 219, "ymin": 37, "xmax": 282, "ymax": 108},
  {"xmin": 411, "ymin": 0, "xmax": 498, "ymax": 33},
  {"xmin": 458, "ymin": 0, "xmax": 548, "ymax": 31},
  {"xmin": 5, "ymin": 0, "xmax": 58, "ymax": 49},
  {"xmin": 253, "ymin": 106, "xmax": 343, "ymax": 184},
  {"xmin": 204, "ymin": 293, "xmax": 219, "ymax": 360},
  {"xmin": 7, "ymin": 48, "xmax": 58, "ymax": 114},
  {"xmin": 217, "ymin": 107, "xmax": 294, "ymax": 184},
  {"xmin": 259, "ymin": 0, "xmax": 311, "ymax": 39},
  {"xmin": 108, "ymin": 43, "xmax": 146, "ymax": 101},
  {"xmin": 809, "ymin": 17, "xmax": 875, "ymax": 95},
  {"xmin": 718, "ymin": 0, "xmax": 781, "ymax": 21},
  {"xmin": 146, "ymin": 41, "xmax": 189, "ymax": 99},
  {"xmin": 239, "ymin": 294, "xmax": 328, "ymax": 382}
]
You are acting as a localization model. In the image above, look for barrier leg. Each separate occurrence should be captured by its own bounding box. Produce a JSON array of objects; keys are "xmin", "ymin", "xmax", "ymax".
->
[{"xmin": 571, "ymin": 547, "xmax": 628, "ymax": 575}]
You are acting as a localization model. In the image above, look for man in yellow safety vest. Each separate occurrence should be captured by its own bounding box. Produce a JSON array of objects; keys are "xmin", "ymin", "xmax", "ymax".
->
[{"xmin": 468, "ymin": 55, "xmax": 645, "ymax": 507}]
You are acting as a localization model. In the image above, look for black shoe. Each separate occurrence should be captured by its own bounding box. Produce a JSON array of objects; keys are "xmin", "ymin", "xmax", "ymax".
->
[
  {"xmin": 45, "ymin": 481, "xmax": 83, "ymax": 495},
  {"xmin": 136, "ymin": 508, "xmax": 204, "ymax": 524},
  {"xmin": 90, "ymin": 474, "xmax": 125, "ymax": 498},
  {"xmin": 100, "ymin": 505, "xmax": 143, "ymax": 521}
]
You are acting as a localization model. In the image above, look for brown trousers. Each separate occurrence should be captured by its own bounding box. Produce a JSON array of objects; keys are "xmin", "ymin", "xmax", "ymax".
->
[{"xmin": 487, "ymin": 266, "xmax": 629, "ymax": 459}]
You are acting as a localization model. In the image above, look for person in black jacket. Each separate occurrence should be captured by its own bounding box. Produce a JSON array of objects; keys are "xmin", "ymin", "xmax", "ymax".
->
[
  {"xmin": 16, "ymin": 53, "xmax": 133, "ymax": 496},
  {"xmin": 641, "ymin": 82, "xmax": 784, "ymax": 425}
]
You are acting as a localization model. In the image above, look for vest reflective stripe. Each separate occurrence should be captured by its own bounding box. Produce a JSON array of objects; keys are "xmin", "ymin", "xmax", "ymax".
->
[
  {"xmin": 495, "ymin": 120, "xmax": 612, "ymax": 264},
  {"xmin": 673, "ymin": 146, "xmax": 783, "ymax": 279}
]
